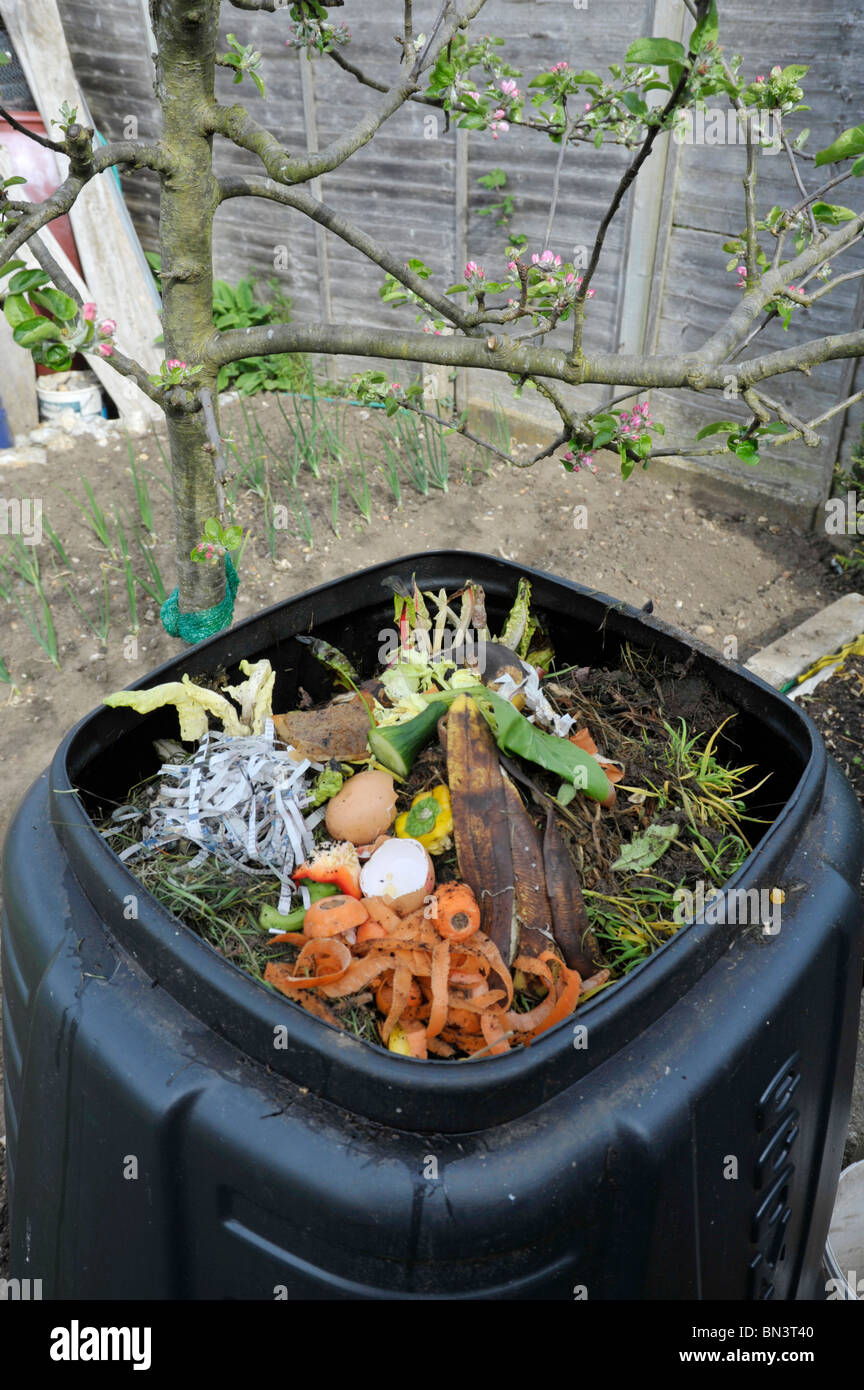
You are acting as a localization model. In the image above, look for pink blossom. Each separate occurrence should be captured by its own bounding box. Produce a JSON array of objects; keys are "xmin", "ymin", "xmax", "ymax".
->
[
  {"xmin": 465, "ymin": 261, "xmax": 484, "ymax": 280},
  {"xmin": 586, "ymin": 288, "xmax": 595, "ymax": 299},
  {"xmin": 737, "ymin": 265, "xmax": 747, "ymax": 275},
  {"xmin": 564, "ymin": 271, "xmax": 575, "ymax": 284},
  {"xmin": 166, "ymin": 358, "xmax": 186, "ymax": 370},
  {"xmin": 82, "ymin": 302, "xmax": 97, "ymax": 321},
  {"xmin": 507, "ymin": 261, "xmax": 517, "ymax": 272},
  {"xmin": 99, "ymin": 319, "xmax": 116, "ymax": 337},
  {"xmin": 551, "ymin": 61, "xmax": 569, "ymax": 73},
  {"xmin": 97, "ymin": 342, "xmax": 113, "ymax": 357},
  {"xmin": 755, "ymin": 75, "xmax": 765, "ymax": 83},
  {"xmin": 585, "ymin": 102, "xmax": 592, "ymax": 112},
  {"xmin": 500, "ymin": 78, "xmax": 520, "ymax": 98},
  {"xmin": 468, "ymin": 90, "xmax": 481, "ymax": 101}
]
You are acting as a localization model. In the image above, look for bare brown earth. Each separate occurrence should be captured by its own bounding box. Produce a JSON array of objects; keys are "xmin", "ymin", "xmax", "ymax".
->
[{"xmin": 0, "ymin": 390, "xmax": 856, "ymax": 1280}]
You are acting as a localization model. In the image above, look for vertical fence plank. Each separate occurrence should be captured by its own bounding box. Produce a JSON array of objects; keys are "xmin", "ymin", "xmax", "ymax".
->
[{"xmin": 299, "ymin": 52, "xmax": 333, "ymax": 328}]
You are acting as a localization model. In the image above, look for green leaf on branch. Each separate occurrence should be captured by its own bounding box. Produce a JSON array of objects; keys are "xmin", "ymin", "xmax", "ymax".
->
[
  {"xmin": 621, "ymin": 92, "xmax": 648, "ymax": 118},
  {"xmin": 814, "ymin": 125, "xmax": 864, "ymax": 166},
  {"xmin": 695, "ymin": 420, "xmax": 740, "ymax": 439},
  {"xmin": 690, "ymin": 0, "xmax": 719, "ymax": 53},
  {"xmin": 43, "ymin": 343, "xmax": 73, "ymax": 371},
  {"xmin": 620, "ymin": 445, "xmax": 636, "ymax": 480},
  {"xmin": 3, "ymin": 292, "xmax": 33, "ymax": 329},
  {"xmin": 477, "ymin": 168, "xmax": 507, "ymax": 189},
  {"xmin": 13, "ymin": 316, "xmax": 60, "ymax": 347},
  {"xmin": 752, "ymin": 422, "xmax": 789, "ymax": 438},
  {"xmin": 592, "ymin": 426, "xmax": 616, "ymax": 448},
  {"xmin": 810, "ymin": 201, "xmax": 857, "ymax": 224},
  {"xmin": 29, "ymin": 287, "xmax": 78, "ymax": 321},
  {"xmin": 625, "ymin": 37, "xmax": 687, "ymax": 66},
  {"xmin": 8, "ymin": 268, "xmax": 50, "ymax": 294},
  {"xmin": 731, "ymin": 438, "xmax": 760, "ymax": 464}
]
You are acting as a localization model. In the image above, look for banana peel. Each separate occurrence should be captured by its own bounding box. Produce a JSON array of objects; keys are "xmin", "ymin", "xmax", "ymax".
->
[
  {"xmin": 501, "ymin": 772, "xmax": 555, "ymax": 959},
  {"xmin": 446, "ymin": 694, "xmax": 517, "ymax": 965},
  {"xmin": 448, "ymin": 693, "xmax": 604, "ymax": 974},
  {"xmin": 542, "ymin": 807, "xmax": 603, "ymax": 976}
]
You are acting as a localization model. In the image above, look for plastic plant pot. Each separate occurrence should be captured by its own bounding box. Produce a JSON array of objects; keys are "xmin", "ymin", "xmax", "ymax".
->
[{"xmin": 3, "ymin": 551, "xmax": 862, "ymax": 1299}]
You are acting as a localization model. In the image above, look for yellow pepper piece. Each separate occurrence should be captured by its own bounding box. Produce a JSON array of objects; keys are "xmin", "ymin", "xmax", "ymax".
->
[
  {"xmin": 394, "ymin": 784, "xmax": 453, "ymax": 854},
  {"xmin": 388, "ymin": 1023, "xmax": 413, "ymax": 1055}
]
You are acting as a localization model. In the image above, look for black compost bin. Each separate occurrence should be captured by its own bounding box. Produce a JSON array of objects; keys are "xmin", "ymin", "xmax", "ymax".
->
[{"xmin": 3, "ymin": 552, "xmax": 862, "ymax": 1300}]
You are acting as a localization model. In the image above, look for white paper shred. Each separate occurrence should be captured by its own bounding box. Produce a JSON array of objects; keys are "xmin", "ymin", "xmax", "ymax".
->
[
  {"xmin": 106, "ymin": 727, "xmax": 324, "ymax": 911},
  {"xmin": 491, "ymin": 666, "xmax": 576, "ymax": 738}
]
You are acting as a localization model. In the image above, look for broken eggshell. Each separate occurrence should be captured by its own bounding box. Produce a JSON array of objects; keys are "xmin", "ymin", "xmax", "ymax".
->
[
  {"xmin": 359, "ymin": 836, "xmax": 435, "ymax": 915},
  {"xmin": 324, "ymin": 769, "xmax": 397, "ymax": 846}
]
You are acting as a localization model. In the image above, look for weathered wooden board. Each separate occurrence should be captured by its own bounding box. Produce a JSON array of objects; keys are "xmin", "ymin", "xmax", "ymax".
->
[
  {"xmin": 1, "ymin": 0, "xmax": 164, "ymax": 422},
  {"xmin": 0, "ymin": 311, "xmax": 38, "ymax": 437}
]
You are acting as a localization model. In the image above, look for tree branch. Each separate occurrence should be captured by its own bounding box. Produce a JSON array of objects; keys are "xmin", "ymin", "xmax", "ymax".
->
[
  {"xmin": 699, "ymin": 213, "xmax": 864, "ymax": 365},
  {"xmin": 208, "ymin": 317, "xmax": 864, "ymax": 392},
  {"xmin": 227, "ymin": 0, "xmax": 343, "ymax": 8},
  {"xmin": 543, "ymin": 111, "xmax": 572, "ymax": 253},
  {"xmin": 746, "ymin": 387, "xmax": 820, "ymax": 446},
  {"xmin": 216, "ymin": 173, "xmax": 580, "ymax": 446},
  {"xmin": 0, "ymin": 139, "xmax": 172, "ymax": 265},
  {"xmin": 782, "ymin": 133, "xmax": 819, "ymax": 242},
  {"xmin": 326, "ymin": 46, "xmax": 389, "ymax": 94},
  {"xmin": 217, "ymin": 173, "xmax": 478, "ymax": 333},
  {"xmin": 0, "ymin": 106, "xmax": 64, "ymax": 153},
  {"xmin": 743, "ymin": 113, "xmax": 759, "ymax": 285},
  {"xmin": 212, "ymin": 0, "xmax": 488, "ymax": 185}
]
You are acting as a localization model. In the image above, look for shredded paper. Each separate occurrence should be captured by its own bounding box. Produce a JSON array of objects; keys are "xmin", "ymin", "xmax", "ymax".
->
[{"xmin": 103, "ymin": 720, "xmax": 324, "ymax": 914}]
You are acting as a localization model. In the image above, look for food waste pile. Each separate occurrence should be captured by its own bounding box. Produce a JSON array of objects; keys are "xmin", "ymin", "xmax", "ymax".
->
[{"xmin": 100, "ymin": 576, "xmax": 767, "ymax": 1061}]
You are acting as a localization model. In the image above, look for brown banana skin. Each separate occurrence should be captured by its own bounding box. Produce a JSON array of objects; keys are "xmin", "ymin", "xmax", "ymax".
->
[
  {"xmin": 446, "ymin": 695, "xmax": 517, "ymax": 964},
  {"xmin": 502, "ymin": 773, "xmax": 555, "ymax": 959},
  {"xmin": 543, "ymin": 807, "xmax": 602, "ymax": 976}
]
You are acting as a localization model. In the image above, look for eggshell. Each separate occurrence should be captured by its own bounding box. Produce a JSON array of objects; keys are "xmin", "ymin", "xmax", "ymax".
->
[
  {"xmin": 359, "ymin": 837, "xmax": 435, "ymax": 914},
  {"xmin": 325, "ymin": 770, "xmax": 397, "ymax": 846}
]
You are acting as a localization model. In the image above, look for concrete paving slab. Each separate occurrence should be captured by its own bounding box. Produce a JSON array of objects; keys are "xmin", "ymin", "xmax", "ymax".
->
[{"xmin": 745, "ymin": 592, "xmax": 864, "ymax": 689}]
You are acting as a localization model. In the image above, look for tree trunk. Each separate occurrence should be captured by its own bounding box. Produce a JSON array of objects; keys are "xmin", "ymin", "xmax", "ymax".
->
[{"xmin": 153, "ymin": 0, "xmax": 223, "ymax": 613}]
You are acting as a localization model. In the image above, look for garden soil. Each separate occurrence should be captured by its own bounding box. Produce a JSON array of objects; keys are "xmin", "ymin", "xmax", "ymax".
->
[{"xmin": 0, "ymin": 390, "xmax": 858, "ymax": 1279}]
